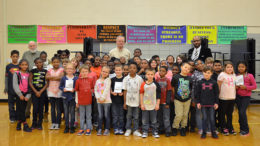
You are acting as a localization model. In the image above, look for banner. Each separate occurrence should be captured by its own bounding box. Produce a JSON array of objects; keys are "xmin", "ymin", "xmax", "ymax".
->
[
  {"xmin": 67, "ymin": 25, "xmax": 97, "ymax": 43},
  {"xmin": 127, "ymin": 25, "xmax": 156, "ymax": 44},
  {"xmin": 157, "ymin": 26, "xmax": 186, "ymax": 44},
  {"xmin": 37, "ymin": 25, "xmax": 66, "ymax": 43},
  {"xmin": 187, "ymin": 26, "xmax": 217, "ymax": 44},
  {"xmin": 97, "ymin": 25, "xmax": 126, "ymax": 42},
  {"xmin": 218, "ymin": 26, "xmax": 247, "ymax": 44},
  {"xmin": 8, "ymin": 25, "xmax": 37, "ymax": 43}
]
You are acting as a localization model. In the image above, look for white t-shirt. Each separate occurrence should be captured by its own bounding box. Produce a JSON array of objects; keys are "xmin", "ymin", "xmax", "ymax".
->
[
  {"xmin": 218, "ymin": 72, "xmax": 236, "ymax": 100},
  {"xmin": 123, "ymin": 74, "xmax": 143, "ymax": 107}
]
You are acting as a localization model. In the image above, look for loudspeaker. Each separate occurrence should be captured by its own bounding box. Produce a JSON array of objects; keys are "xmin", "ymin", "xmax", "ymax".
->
[
  {"xmin": 231, "ymin": 39, "xmax": 256, "ymax": 76},
  {"xmin": 83, "ymin": 37, "xmax": 101, "ymax": 57}
]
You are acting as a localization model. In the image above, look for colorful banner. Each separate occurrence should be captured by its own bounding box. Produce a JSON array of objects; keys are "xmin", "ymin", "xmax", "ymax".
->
[
  {"xmin": 157, "ymin": 26, "xmax": 186, "ymax": 44},
  {"xmin": 67, "ymin": 25, "xmax": 97, "ymax": 43},
  {"xmin": 97, "ymin": 25, "xmax": 126, "ymax": 42},
  {"xmin": 218, "ymin": 26, "xmax": 247, "ymax": 44},
  {"xmin": 8, "ymin": 25, "xmax": 37, "ymax": 43},
  {"xmin": 187, "ymin": 26, "xmax": 217, "ymax": 44},
  {"xmin": 37, "ymin": 25, "xmax": 66, "ymax": 43},
  {"xmin": 127, "ymin": 25, "xmax": 156, "ymax": 44}
]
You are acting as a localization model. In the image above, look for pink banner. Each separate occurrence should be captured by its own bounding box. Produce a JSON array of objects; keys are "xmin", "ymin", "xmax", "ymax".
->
[{"xmin": 37, "ymin": 25, "xmax": 66, "ymax": 43}]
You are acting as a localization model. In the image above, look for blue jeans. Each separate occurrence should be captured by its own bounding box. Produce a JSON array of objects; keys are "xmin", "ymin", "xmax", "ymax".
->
[
  {"xmin": 97, "ymin": 103, "xmax": 111, "ymax": 130},
  {"xmin": 79, "ymin": 104, "xmax": 92, "ymax": 130},
  {"xmin": 8, "ymin": 93, "xmax": 17, "ymax": 121},
  {"xmin": 201, "ymin": 107, "xmax": 216, "ymax": 132},
  {"xmin": 125, "ymin": 106, "xmax": 139, "ymax": 131},
  {"xmin": 63, "ymin": 99, "xmax": 75, "ymax": 128},
  {"xmin": 236, "ymin": 96, "xmax": 250, "ymax": 133},
  {"xmin": 111, "ymin": 103, "xmax": 124, "ymax": 130},
  {"xmin": 49, "ymin": 98, "xmax": 62, "ymax": 124},
  {"xmin": 142, "ymin": 110, "xmax": 158, "ymax": 133},
  {"xmin": 196, "ymin": 107, "xmax": 203, "ymax": 130},
  {"xmin": 158, "ymin": 104, "xmax": 171, "ymax": 133}
]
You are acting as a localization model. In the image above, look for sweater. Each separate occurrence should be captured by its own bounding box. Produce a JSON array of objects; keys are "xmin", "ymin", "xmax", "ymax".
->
[
  {"xmin": 75, "ymin": 77, "xmax": 95, "ymax": 105},
  {"xmin": 94, "ymin": 78, "xmax": 112, "ymax": 103},
  {"xmin": 236, "ymin": 73, "xmax": 257, "ymax": 97},
  {"xmin": 196, "ymin": 79, "xmax": 219, "ymax": 106}
]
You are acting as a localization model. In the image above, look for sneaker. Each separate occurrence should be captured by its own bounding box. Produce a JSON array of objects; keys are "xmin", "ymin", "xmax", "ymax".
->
[
  {"xmin": 64, "ymin": 127, "xmax": 69, "ymax": 133},
  {"xmin": 16, "ymin": 122, "xmax": 22, "ymax": 131},
  {"xmin": 103, "ymin": 129, "xmax": 110, "ymax": 136},
  {"xmin": 172, "ymin": 128, "xmax": 178, "ymax": 136},
  {"xmin": 229, "ymin": 130, "xmax": 237, "ymax": 135},
  {"xmin": 180, "ymin": 128, "xmax": 186, "ymax": 136},
  {"xmin": 222, "ymin": 129, "xmax": 229, "ymax": 136},
  {"xmin": 207, "ymin": 131, "xmax": 212, "ymax": 135},
  {"xmin": 38, "ymin": 124, "xmax": 43, "ymax": 130},
  {"xmin": 240, "ymin": 131, "xmax": 249, "ymax": 136},
  {"xmin": 10, "ymin": 120, "xmax": 15, "ymax": 124},
  {"xmin": 70, "ymin": 127, "xmax": 75, "ymax": 133},
  {"xmin": 158, "ymin": 129, "xmax": 165, "ymax": 134},
  {"xmin": 165, "ymin": 132, "xmax": 171, "ymax": 137},
  {"xmin": 124, "ymin": 129, "xmax": 132, "ymax": 137},
  {"xmin": 212, "ymin": 132, "xmax": 218, "ymax": 139},
  {"xmin": 93, "ymin": 122, "xmax": 98, "ymax": 127},
  {"xmin": 118, "ymin": 129, "xmax": 124, "ymax": 135},
  {"xmin": 23, "ymin": 124, "xmax": 32, "ymax": 132},
  {"xmin": 114, "ymin": 129, "xmax": 119, "ymax": 135},
  {"xmin": 97, "ymin": 129, "xmax": 102, "ymax": 136},
  {"xmin": 142, "ymin": 132, "xmax": 148, "ymax": 138},
  {"xmin": 133, "ymin": 130, "xmax": 142, "ymax": 137},
  {"xmin": 49, "ymin": 123, "xmax": 56, "ymax": 130},
  {"xmin": 85, "ymin": 129, "xmax": 91, "ymax": 136},
  {"xmin": 153, "ymin": 132, "xmax": 160, "ymax": 138},
  {"xmin": 31, "ymin": 123, "xmax": 37, "ymax": 130},
  {"xmin": 201, "ymin": 133, "xmax": 206, "ymax": 139},
  {"xmin": 77, "ymin": 130, "xmax": 84, "ymax": 136},
  {"xmin": 190, "ymin": 127, "xmax": 195, "ymax": 133},
  {"xmin": 54, "ymin": 124, "xmax": 60, "ymax": 130},
  {"xmin": 198, "ymin": 129, "xmax": 203, "ymax": 135}
]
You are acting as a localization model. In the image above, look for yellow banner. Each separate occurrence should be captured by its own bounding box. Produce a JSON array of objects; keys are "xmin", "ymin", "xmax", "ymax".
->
[{"xmin": 187, "ymin": 26, "xmax": 217, "ymax": 44}]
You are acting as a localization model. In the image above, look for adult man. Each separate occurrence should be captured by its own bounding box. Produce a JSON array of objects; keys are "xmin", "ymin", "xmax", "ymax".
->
[
  {"xmin": 188, "ymin": 36, "xmax": 212, "ymax": 62},
  {"xmin": 22, "ymin": 41, "xmax": 41, "ymax": 118},
  {"xmin": 109, "ymin": 36, "xmax": 131, "ymax": 62},
  {"xmin": 22, "ymin": 41, "xmax": 41, "ymax": 70}
]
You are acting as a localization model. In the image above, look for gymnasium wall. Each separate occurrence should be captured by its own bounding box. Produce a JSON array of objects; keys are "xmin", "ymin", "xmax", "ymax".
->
[{"xmin": 1, "ymin": 0, "xmax": 260, "ymax": 99}]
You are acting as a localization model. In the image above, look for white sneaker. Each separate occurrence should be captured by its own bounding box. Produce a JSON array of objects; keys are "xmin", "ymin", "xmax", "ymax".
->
[
  {"xmin": 54, "ymin": 124, "xmax": 60, "ymax": 130},
  {"xmin": 133, "ymin": 130, "xmax": 142, "ymax": 137},
  {"xmin": 142, "ymin": 132, "xmax": 148, "ymax": 138},
  {"xmin": 49, "ymin": 123, "xmax": 56, "ymax": 130},
  {"xmin": 124, "ymin": 129, "xmax": 132, "ymax": 137}
]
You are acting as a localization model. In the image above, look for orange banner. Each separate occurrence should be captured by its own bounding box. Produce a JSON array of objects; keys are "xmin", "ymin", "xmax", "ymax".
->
[{"xmin": 67, "ymin": 25, "xmax": 97, "ymax": 43}]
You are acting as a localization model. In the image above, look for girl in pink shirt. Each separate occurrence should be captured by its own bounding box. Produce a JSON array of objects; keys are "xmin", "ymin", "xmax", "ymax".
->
[{"xmin": 236, "ymin": 61, "xmax": 257, "ymax": 136}]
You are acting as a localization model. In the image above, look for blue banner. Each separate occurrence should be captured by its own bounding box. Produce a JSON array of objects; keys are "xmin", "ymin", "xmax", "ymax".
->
[{"xmin": 157, "ymin": 26, "xmax": 186, "ymax": 44}]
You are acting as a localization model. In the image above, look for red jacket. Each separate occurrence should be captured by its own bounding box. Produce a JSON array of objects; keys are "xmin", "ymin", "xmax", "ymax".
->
[{"xmin": 75, "ymin": 77, "xmax": 95, "ymax": 105}]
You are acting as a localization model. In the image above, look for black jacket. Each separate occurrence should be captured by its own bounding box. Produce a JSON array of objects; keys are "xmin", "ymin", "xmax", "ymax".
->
[
  {"xmin": 196, "ymin": 79, "xmax": 219, "ymax": 106},
  {"xmin": 188, "ymin": 47, "xmax": 212, "ymax": 62}
]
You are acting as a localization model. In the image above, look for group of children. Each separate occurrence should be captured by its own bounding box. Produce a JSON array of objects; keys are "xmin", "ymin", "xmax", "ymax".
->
[{"xmin": 5, "ymin": 48, "xmax": 256, "ymax": 139}]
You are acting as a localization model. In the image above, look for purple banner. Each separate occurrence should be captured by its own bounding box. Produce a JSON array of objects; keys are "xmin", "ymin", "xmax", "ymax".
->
[{"xmin": 127, "ymin": 25, "xmax": 156, "ymax": 44}]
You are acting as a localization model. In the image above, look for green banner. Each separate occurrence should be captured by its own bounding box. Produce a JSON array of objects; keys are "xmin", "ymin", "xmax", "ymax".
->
[
  {"xmin": 218, "ymin": 26, "xmax": 247, "ymax": 44},
  {"xmin": 8, "ymin": 25, "xmax": 37, "ymax": 43}
]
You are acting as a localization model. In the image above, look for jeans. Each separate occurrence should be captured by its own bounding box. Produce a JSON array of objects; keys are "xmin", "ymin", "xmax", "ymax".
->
[
  {"xmin": 142, "ymin": 110, "xmax": 158, "ymax": 133},
  {"xmin": 219, "ymin": 99, "xmax": 235, "ymax": 131},
  {"xmin": 236, "ymin": 96, "xmax": 250, "ymax": 133},
  {"xmin": 32, "ymin": 92, "xmax": 46, "ymax": 125},
  {"xmin": 158, "ymin": 104, "xmax": 171, "ymax": 133},
  {"xmin": 196, "ymin": 107, "xmax": 203, "ymax": 130},
  {"xmin": 8, "ymin": 93, "xmax": 17, "ymax": 121},
  {"xmin": 125, "ymin": 106, "xmax": 139, "ymax": 131},
  {"xmin": 79, "ymin": 104, "xmax": 92, "ymax": 130},
  {"xmin": 111, "ymin": 103, "xmax": 124, "ymax": 130},
  {"xmin": 16, "ymin": 97, "xmax": 27, "ymax": 122},
  {"xmin": 201, "ymin": 107, "xmax": 216, "ymax": 132},
  {"xmin": 92, "ymin": 96, "xmax": 98, "ymax": 124},
  {"xmin": 97, "ymin": 103, "xmax": 111, "ymax": 130},
  {"xmin": 189, "ymin": 105, "xmax": 196, "ymax": 129},
  {"xmin": 63, "ymin": 99, "xmax": 76, "ymax": 128},
  {"xmin": 173, "ymin": 99, "xmax": 191, "ymax": 129},
  {"xmin": 49, "ymin": 98, "xmax": 62, "ymax": 124}
]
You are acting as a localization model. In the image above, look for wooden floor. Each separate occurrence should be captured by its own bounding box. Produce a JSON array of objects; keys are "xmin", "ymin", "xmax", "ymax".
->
[{"xmin": 0, "ymin": 103, "xmax": 260, "ymax": 146}]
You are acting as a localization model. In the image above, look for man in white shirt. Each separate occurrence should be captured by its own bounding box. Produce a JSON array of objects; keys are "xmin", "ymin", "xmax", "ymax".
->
[{"xmin": 109, "ymin": 36, "xmax": 131, "ymax": 62}]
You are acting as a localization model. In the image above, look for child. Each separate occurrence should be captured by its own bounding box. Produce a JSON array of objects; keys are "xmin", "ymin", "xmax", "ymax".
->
[
  {"xmin": 108, "ymin": 61, "xmax": 116, "ymax": 78},
  {"xmin": 5, "ymin": 50, "xmax": 20, "ymax": 123},
  {"xmin": 196, "ymin": 66, "xmax": 219, "ymax": 139},
  {"xmin": 75, "ymin": 65, "xmax": 95, "ymax": 135},
  {"xmin": 205, "ymin": 57, "xmax": 214, "ymax": 68},
  {"xmin": 133, "ymin": 56, "xmax": 142, "ymax": 71},
  {"xmin": 236, "ymin": 61, "xmax": 257, "ymax": 136},
  {"xmin": 170, "ymin": 64, "xmax": 180, "ymax": 126},
  {"xmin": 101, "ymin": 60, "xmax": 108, "ymax": 67},
  {"xmin": 94, "ymin": 66, "xmax": 112, "ymax": 136},
  {"xmin": 217, "ymin": 61, "xmax": 236, "ymax": 135},
  {"xmin": 129, "ymin": 48, "xmax": 142, "ymax": 63},
  {"xmin": 149, "ymin": 59, "xmax": 158, "ymax": 72},
  {"xmin": 120, "ymin": 56, "xmax": 127, "ymax": 65},
  {"xmin": 140, "ymin": 69, "xmax": 161, "ymax": 138},
  {"xmin": 176, "ymin": 54, "xmax": 186, "ymax": 65},
  {"xmin": 46, "ymin": 57, "xmax": 64, "ymax": 130},
  {"xmin": 155, "ymin": 66, "xmax": 172, "ymax": 137},
  {"xmin": 13, "ymin": 59, "xmax": 32, "ymax": 132},
  {"xmin": 123, "ymin": 62, "xmax": 143, "ymax": 137},
  {"xmin": 167, "ymin": 55, "xmax": 175, "ymax": 71},
  {"xmin": 62, "ymin": 58, "xmax": 70, "ymax": 69},
  {"xmin": 155, "ymin": 60, "xmax": 173, "ymax": 81},
  {"xmin": 138, "ymin": 59, "xmax": 149, "ymax": 80},
  {"xmin": 102, "ymin": 54, "xmax": 110, "ymax": 62},
  {"xmin": 75, "ymin": 52, "xmax": 85, "ymax": 66},
  {"xmin": 123, "ymin": 64, "xmax": 129, "ymax": 77},
  {"xmin": 91, "ymin": 56, "xmax": 102, "ymax": 79},
  {"xmin": 211, "ymin": 60, "xmax": 222, "ymax": 81},
  {"xmin": 29, "ymin": 58, "xmax": 48, "ymax": 130},
  {"xmin": 111, "ymin": 65, "xmax": 125, "ymax": 135},
  {"xmin": 59, "ymin": 63, "xmax": 78, "ymax": 133},
  {"xmin": 171, "ymin": 62, "xmax": 192, "ymax": 136},
  {"xmin": 71, "ymin": 58, "xmax": 80, "ymax": 77}
]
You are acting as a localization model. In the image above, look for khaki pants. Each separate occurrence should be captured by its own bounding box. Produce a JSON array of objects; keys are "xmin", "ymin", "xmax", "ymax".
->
[{"xmin": 172, "ymin": 99, "xmax": 191, "ymax": 129}]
